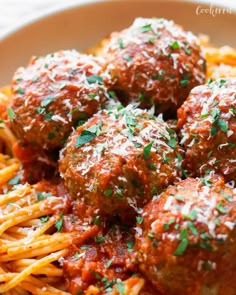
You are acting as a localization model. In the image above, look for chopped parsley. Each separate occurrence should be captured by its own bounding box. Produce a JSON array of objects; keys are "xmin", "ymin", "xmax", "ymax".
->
[
  {"xmin": 40, "ymin": 216, "xmax": 50, "ymax": 223},
  {"xmin": 168, "ymin": 136, "xmax": 177, "ymax": 149},
  {"xmin": 86, "ymin": 75, "xmax": 103, "ymax": 85},
  {"xmin": 124, "ymin": 54, "xmax": 132, "ymax": 62},
  {"xmin": 184, "ymin": 46, "xmax": 192, "ymax": 55},
  {"xmin": 75, "ymin": 130, "xmax": 97, "ymax": 148},
  {"xmin": 136, "ymin": 216, "xmax": 143, "ymax": 224},
  {"xmin": 116, "ymin": 281, "xmax": 125, "ymax": 295},
  {"xmin": 37, "ymin": 191, "xmax": 52, "ymax": 201},
  {"xmin": 7, "ymin": 108, "xmax": 15, "ymax": 120},
  {"xmin": 103, "ymin": 189, "xmax": 113, "ymax": 197},
  {"xmin": 217, "ymin": 119, "xmax": 228, "ymax": 132},
  {"xmin": 118, "ymin": 38, "xmax": 124, "ymax": 49},
  {"xmin": 94, "ymin": 236, "xmax": 105, "ymax": 243},
  {"xmin": 17, "ymin": 87, "xmax": 24, "ymax": 95},
  {"xmin": 41, "ymin": 96, "xmax": 54, "ymax": 107},
  {"xmin": 8, "ymin": 175, "xmax": 21, "ymax": 185},
  {"xmin": 143, "ymin": 141, "xmax": 153, "ymax": 160},
  {"xmin": 126, "ymin": 241, "xmax": 134, "ymax": 252},
  {"xmin": 55, "ymin": 214, "xmax": 63, "ymax": 232},
  {"xmin": 174, "ymin": 229, "xmax": 189, "ymax": 256},
  {"xmin": 139, "ymin": 23, "xmax": 152, "ymax": 33},
  {"xmin": 152, "ymin": 73, "xmax": 164, "ymax": 81},
  {"xmin": 170, "ymin": 40, "xmax": 180, "ymax": 50},
  {"xmin": 216, "ymin": 202, "xmax": 230, "ymax": 214},
  {"xmin": 105, "ymin": 259, "xmax": 113, "ymax": 269},
  {"xmin": 149, "ymin": 162, "xmax": 157, "ymax": 170},
  {"xmin": 200, "ymin": 178, "xmax": 212, "ymax": 187},
  {"xmin": 180, "ymin": 73, "xmax": 191, "ymax": 88}
]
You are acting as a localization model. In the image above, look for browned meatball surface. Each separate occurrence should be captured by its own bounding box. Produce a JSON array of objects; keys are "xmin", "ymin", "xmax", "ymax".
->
[
  {"xmin": 135, "ymin": 176, "xmax": 236, "ymax": 295},
  {"xmin": 10, "ymin": 50, "xmax": 108, "ymax": 149},
  {"xmin": 100, "ymin": 18, "xmax": 206, "ymax": 114},
  {"xmin": 59, "ymin": 106, "xmax": 183, "ymax": 220},
  {"xmin": 177, "ymin": 78, "xmax": 236, "ymax": 181}
]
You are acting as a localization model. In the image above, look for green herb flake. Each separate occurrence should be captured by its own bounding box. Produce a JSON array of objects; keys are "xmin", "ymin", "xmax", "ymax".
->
[
  {"xmin": 175, "ymin": 195, "xmax": 185, "ymax": 202},
  {"xmin": 103, "ymin": 188, "xmax": 113, "ymax": 197},
  {"xmin": 183, "ymin": 208, "xmax": 198, "ymax": 221},
  {"xmin": 148, "ymin": 37, "xmax": 155, "ymax": 44},
  {"xmin": 55, "ymin": 214, "xmax": 63, "ymax": 232},
  {"xmin": 184, "ymin": 46, "xmax": 192, "ymax": 55},
  {"xmin": 174, "ymin": 229, "xmax": 189, "ymax": 256},
  {"xmin": 108, "ymin": 90, "xmax": 116, "ymax": 99},
  {"xmin": 31, "ymin": 76, "xmax": 39, "ymax": 83},
  {"xmin": 80, "ymin": 245, "xmax": 88, "ymax": 251},
  {"xmin": 40, "ymin": 216, "xmax": 50, "ymax": 223},
  {"xmin": 217, "ymin": 119, "xmax": 228, "ymax": 132},
  {"xmin": 219, "ymin": 79, "xmax": 227, "ymax": 87},
  {"xmin": 116, "ymin": 281, "xmax": 125, "ymax": 295},
  {"xmin": 36, "ymin": 107, "xmax": 45, "ymax": 115},
  {"xmin": 41, "ymin": 96, "xmax": 54, "ymax": 107},
  {"xmin": 180, "ymin": 79, "xmax": 189, "ymax": 87},
  {"xmin": 204, "ymin": 261, "xmax": 212, "ymax": 270},
  {"xmin": 59, "ymin": 82, "xmax": 67, "ymax": 89},
  {"xmin": 94, "ymin": 236, "xmax": 105, "ymax": 243},
  {"xmin": 124, "ymin": 54, "xmax": 132, "ymax": 62},
  {"xmin": 149, "ymin": 162, "xmax": 156, "ymax": 170},
  {"xmin": 7, "ymin": 175, "xmax": 21, "ymax": 185},
  {"xmin": 216, "ymin": 202, "xmax": 230, "ymax": 214},
  {"xmin": 180, "ymin": 73, "xmax": 191, "ymax": 88},
  {"xmin": 16, "ymin": 77, "xmax": 22, "ymax": 83},
  {"xmin": 74, "ymin": 252, "xmax": 80, "ymax": 259},
  {"xmin": 188, "ymin": 222, "xmax": 199, "ymax": 236},
  {"xmin": 162, "ymin": 152, "xmax": 170, "ymax": 163},
  {"xmin": 93, "ymin": 215, "xmax": 102, "ymax": 226},
  {"xmin": 139, "ymin": 23, "xmax": 152, "ymax": 33},
  {"xmin": 211, "ymin": 108, "xmax": 220, "ymax": 121},
  {"xmin": 125, "ymin": 115, "xmax": 137, "ymax": 127},
  {"xmin": 48, "ymin": 132, "xmax": 55, "ymax": 140},
  {"xmin": 86, "ymin": 75, "xmax": 103, "ymax": 85},
  {"xmin": 143, "ymin": 141, "xmax": 153, "ymax": 160},
  {"xmin": 136, "ymin": 216, "xmax": 143, "ymax": 224},
  {"xmin": 75, "ymin": 130, "xmax": 97, "ymax": 148},
  {"xmin": 105, "ymin": 259, "xmax": 113, "ymax": 269},
  {"xmin": 220, "ymin": 190, "xmax": 233, "ymax": 202},
  {"xmin": 127, "ymin": 241, "xmax": 134, "ymax": 252},
  {"xmin": 133, "ymin": 142, "xmax": 142, "ymax": 148},
  {"xmin": 200, "ymin": 178, "xmax": 212, "ymax": 187},
  {"xmin": 17, "ymin": 87, "xmax": 24, "ymax": 95},
  {"xmin": 7, "ymin": 108, "xmax": 15, "ymax": 120},
  {"xmin": 168, "ymin": 136, "xmax": 177, "ymax": 149},
  {"xmin": 118, "ymin": 38, "xmax": 124, "ymax": 49},
  {"xmin": 44, "ymin": 112, "xmax": 53, "ymax": 121},
  {"xmin": 148, "ymin": 232, "xmax": 154, "ymax": 240},
  {"xmin": 170, "ymin": 40, "xmax": 180, "ymax": 50},
  {"xmin": 176, "ymin": 153, "xmax": 183, "ymax": 162},
  {"xmin": 152, "ymin": 73, "xmax": 164, "ymax": 81}
]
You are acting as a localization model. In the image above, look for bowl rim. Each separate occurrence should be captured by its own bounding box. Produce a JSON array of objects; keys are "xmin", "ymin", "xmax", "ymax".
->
[{"xmin": 0, "ymin": 0, "xmax": 235, "ymax": 42}]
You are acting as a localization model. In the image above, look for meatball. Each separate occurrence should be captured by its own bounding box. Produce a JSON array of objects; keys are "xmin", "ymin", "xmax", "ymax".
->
[
  {"xmin": 59, "ymin": 106, "xmax": 183, "ymax": 219},
  {"xmin": 10, "ymin": 50, "xmax": 108, "ymax": 149},
  {"xmin": 135, "ymin": 176, "xmax": 236, "ymax": 295},
  {"xmin": 100, "ymin": 18, "xmax": 206, "ymax": 114},
  {"xmin": 177, "ymin": 78, "xmax": 236, "ymax": 181}
]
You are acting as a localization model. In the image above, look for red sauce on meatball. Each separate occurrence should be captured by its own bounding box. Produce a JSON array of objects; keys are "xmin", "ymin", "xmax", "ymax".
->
[
  {"xmin": 101, "ymin": 18, "xmax": 206, "ymax": 115},
  {"xmin": 10, "ymin": 50, "xmax": 108, "ymax": 149}
]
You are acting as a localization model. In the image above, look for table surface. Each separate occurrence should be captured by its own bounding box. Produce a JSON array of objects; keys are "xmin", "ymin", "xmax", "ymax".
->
[{"xmin": 0, "ymin": 0, "xmax": 235, "ymax": 37}]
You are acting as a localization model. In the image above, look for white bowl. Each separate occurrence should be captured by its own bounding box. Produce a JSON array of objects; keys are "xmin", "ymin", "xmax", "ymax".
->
[{"xmin": 0, "ymin": 0, "xmax": 235, "ymax": 85}]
